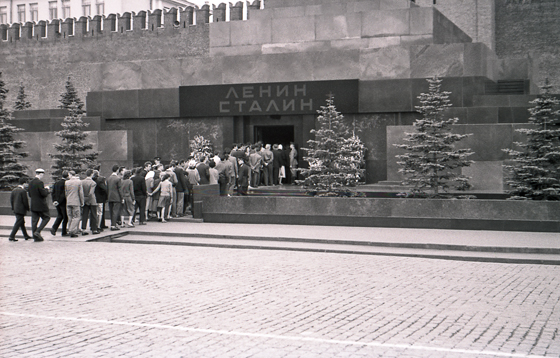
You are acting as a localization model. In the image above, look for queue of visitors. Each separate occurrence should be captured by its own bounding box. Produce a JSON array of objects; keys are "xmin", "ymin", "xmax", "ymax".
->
[{"xmin": 8, "ymin": 142, "xmax": 299, "ymax": 241}]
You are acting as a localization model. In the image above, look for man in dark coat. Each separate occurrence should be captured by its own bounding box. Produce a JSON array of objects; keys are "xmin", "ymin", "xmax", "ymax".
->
[
  {"xmin": 237, "ymin": 157, "xmax": 250, "ymax": 196},
  {"xmin": 107, "ymin": 164, "xmax": 124, "ymax": 231},
  {"xmin": 9, "ymin": 177, "xmax": 32, "ymax": 241},
  {"xmin": 28, "ymin": 168, "xmax": 50, "ymax": 241},
  {"xmin": 272, "ymin": 144, "xmax": 283, "ymax": 185},
  {"xmin": 50, "ymin": 171, "xmax": 69, "ymax": 236},
  {"xmin": 173, "ymin": 161, "xmax": 188, "ymax": 217},
  {"xmin": 131, "ymin": 168, "xmax": 148, "ymax": 225},
  {"xmin": 196, "ymin": 156, "xmax": 210, "ymax": 185}
]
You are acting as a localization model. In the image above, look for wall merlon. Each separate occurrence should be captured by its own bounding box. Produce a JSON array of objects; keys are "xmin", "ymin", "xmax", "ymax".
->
[
  {"xmin": 213, "ymin": 3, "xmax": 227, "ymax": 22},
  {"xmin": 118, "ymin": 12, "xmax": 132, "ymax": 34},
  {"xmin": 247, "ymin": 0, "xmax": 262, "ymax": 19},
  {"xmin": 7, "ymin": 23, "xmax": 20, "ymax": 42},
  {"xmin": 148, "ymin": 9, "xmax": 163, "ymax": 31},
  {"xmin": 21, "ymin": 22, "xmax": 33, "ymax": 41},
  {"xmin": 163, "ymin": 8, "xmax": 179, "ymax": 31},
  {"xmin": 196, "ymin": 5, "xmax": 210, "ymax": 25},
  {"xmin": 180, "ymin": 7, "xmax": 194, "ymax": 27},
  {"xmin": 0, "ymin": 2, "xmax": 266, "ymax": 47},
  {"xmin": 47, "ymin": 19, "xmax": 61, "ymax": 41},
  {"xmin": 133, "ymin": 12, "xmax": 147, "ymax": 31},
  {"xmin": 61, "ymin": 18, "xmax": 74, "ymax": 38},
  {"xmin": 230, "ymin": 2, "xmax": 244, "ymax": 21},
  {"xmin": 88, "ymin": 15, "xmax": 101, "ymax": 36}
]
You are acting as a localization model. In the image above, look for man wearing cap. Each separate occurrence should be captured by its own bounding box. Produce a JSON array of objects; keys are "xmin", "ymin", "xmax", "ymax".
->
[{"xmin": 28, "ymin": 168, "xmax": 51, "ymax": 241}]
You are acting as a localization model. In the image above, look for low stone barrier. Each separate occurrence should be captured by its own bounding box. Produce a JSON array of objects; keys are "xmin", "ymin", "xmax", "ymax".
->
[
  {"xmin": 201, "ymin": 196, "xmax": 560, "ymax": 232},
  {"xmin": 0, "ymin": 184, "xmax": 220, "ymax": 219},
  {"xmin": 0, "ymin": 191, "xmax": 57, "ymax": 217},
  {"xmin": 2, "ymin": 190, "xmax": 559, "ymax": 232}
]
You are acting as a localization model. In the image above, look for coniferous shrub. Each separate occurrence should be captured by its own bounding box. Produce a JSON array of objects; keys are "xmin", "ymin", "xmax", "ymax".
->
[
  {"xmin": 0, "ymin": 73, "xmax": 29, "ymax": 188},
  {"xmin": 503, "ymin": 79, "xmax": 560, "ymax": 200},
  {"xmin": 49, "ymin": 77, "xmax": 97, "ymax": 179},
  {"xmin": 395, "ymin": 76, "xmax": 474, "ymax": 197},
  {"xmin": 58, "ymin": 76, "xmax": 85, "ymax": 115},
  {"xmin": 298, "ymin": 97, "xmax": 366, "ymax": 196},
  {"xmin": 13, "ymin": 83, "xmax": 31, "ymax": 111}
]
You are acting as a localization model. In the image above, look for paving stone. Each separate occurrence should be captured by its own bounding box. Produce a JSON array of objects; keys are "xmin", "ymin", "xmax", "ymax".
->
[{"xmin": 1, "ymin": 238, "xmax": 559, "ymax": 357}]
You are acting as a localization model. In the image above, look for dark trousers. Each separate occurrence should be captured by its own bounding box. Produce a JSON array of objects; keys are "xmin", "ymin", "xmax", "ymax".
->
[
  {"xmin": 262, "ymin": 164, "xmax": 273, "ymax": 186},
  {"xmin": 184, "ymin": 188, "xmax": 193, "ymax": 214},
  {"xmin": 10, "ymin": 214, "xmax": 30, "ymax": 239},
  {"xmin": 219, "ymin": 179, "xmax": 228, "ymax": 196},
  {"xmin": 251, "ymin": 170, "xmax": 260, "ymax": 188},
  {"xmin": 238, "ymin": 185, "xmax": 248, "ymax": 196},
  {"xmin": 108, "ymin": 202, "xmax": 121, "ymax": 227},
  {"xmin": 134, "ymin": 196, "xmax": 147, "ymax": 223},
  {"xmin": 273, "ymin": 166, "xmax": 280, "ymax": 185},
  {"xmin": 31, "ymin": 210, "xmax": 50, "ymax": 235},
  {"xmin": 52, "ymin": 204, "xmax": 68, "ymax": 235},
  {"xmin": 81, "ymin": 204, "xmax": 98, "ymax": 231}
]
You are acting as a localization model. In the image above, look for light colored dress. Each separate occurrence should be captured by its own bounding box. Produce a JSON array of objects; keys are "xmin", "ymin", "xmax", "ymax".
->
[{"xmin": 121, "ymin": 178, "xmax": 135, "ymax": 216}]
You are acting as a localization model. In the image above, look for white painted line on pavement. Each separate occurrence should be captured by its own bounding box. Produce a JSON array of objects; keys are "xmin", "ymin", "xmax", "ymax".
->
[{"xmin": 0, "ymin": 311, "xmax": 548, "ymax": 358}]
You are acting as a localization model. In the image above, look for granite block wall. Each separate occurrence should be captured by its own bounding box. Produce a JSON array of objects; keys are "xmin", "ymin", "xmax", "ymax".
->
[
  {"xmin": 13, "ymin": 130, "xmax": 132, "ymax": 182},
  {"xmin": 9, "ymin": 112, "xmax": 103, "ymax": 132},
  {"xmin": 208, "ymin": 43, "xmax": 496, "ymax": 86},
  {"xmin": 103, "ymin": 117, "xmax": 228, "ymax": 165},
  {"xmin": 210, "ymin": 7, "xmax": 471, "ymax": 57},
  {"xmin": 386, "ymin": 123, "xmax": 528, "ymax": 191},
  {"xmin": 87, "ymin": 89, "xmax": 180, "ymax": 119}
]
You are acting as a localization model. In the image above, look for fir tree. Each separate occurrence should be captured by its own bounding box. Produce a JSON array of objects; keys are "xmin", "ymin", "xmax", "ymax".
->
[
  {"xmin": 503, "ymin": 79, "xmax": 560, "ymax": 200},
  {"xmin": 0, "ymin": 73, "xmax": 28, "ymax": 188},
  {"xmin": 395, "ymin": 76, "xmax": 474, "ymax": 197},
  {"xmin": 13, "ymin": 83, "xmax": 31, "ymax": 111},
  {"xmin": 58, "ymin": 76, "xmax": 85, "ymax": 115},
  {"xmin": 49, "ymin": 78, "xmax": 97, "ymax": 179},
  {"xmin": 298, "ymin": 97, "xmax": 365, "ymax": 196}
]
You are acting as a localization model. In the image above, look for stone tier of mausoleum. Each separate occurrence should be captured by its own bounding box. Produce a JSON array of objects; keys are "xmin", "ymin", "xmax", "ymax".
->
[{"xmin": 211, "ymin": 0, "xmax": 471, "ymax": 57}]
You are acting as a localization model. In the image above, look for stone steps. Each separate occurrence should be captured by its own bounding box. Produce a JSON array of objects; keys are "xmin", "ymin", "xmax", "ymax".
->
[{"xmin": 98, "ymin": 232, "xmax": 560, "ymax": 265}]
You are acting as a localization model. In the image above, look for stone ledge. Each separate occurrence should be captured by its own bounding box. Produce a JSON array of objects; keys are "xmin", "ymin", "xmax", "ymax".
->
[
  {"xmin": 202, "ymin": 213, "xmax": 560, "ymax": 233},
  {"xmin": 201, "ymin": 196, "xmax": 560, "ymax": 232}
]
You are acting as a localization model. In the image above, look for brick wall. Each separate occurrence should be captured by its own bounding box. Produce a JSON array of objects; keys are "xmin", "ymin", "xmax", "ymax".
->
[
  {"xmin": 495, "ymin": 0, "xmax": 560, "ymax": 91},
  {"xmin": 415, "ymin": 0, "xmax": 495, "ymax": 50},
  {"xmin": 0, "ymin": 25, "xmax": 209, "ymax": 110}
]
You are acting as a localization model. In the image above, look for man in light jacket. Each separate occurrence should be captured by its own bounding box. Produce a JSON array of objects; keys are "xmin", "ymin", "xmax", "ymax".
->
[{"xmin": 65, "ymin": 171, "xmax": 84, "ymax": 238}]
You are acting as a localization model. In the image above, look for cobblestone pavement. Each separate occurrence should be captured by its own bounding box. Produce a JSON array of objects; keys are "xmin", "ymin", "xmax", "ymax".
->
[{"xmin": 1, "ymin": 239, "xmax": 559, "ymax": 358}]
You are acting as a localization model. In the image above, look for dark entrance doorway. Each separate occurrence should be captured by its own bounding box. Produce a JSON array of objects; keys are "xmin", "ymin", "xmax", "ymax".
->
[{"xmin": 254, "ymin": 125, "xmax": 294, "ymax": 146}]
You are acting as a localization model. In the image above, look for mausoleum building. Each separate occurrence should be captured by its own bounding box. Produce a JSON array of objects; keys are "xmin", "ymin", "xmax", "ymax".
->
[{"xmin": 1, "ymin": 0, "xmax": 559, "ymax": 192}]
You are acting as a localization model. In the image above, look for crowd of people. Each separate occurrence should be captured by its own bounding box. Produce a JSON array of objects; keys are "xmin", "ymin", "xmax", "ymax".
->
[{"xmin": 8, "ymin": 142, "xmax": 299, "ymax": 241}]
